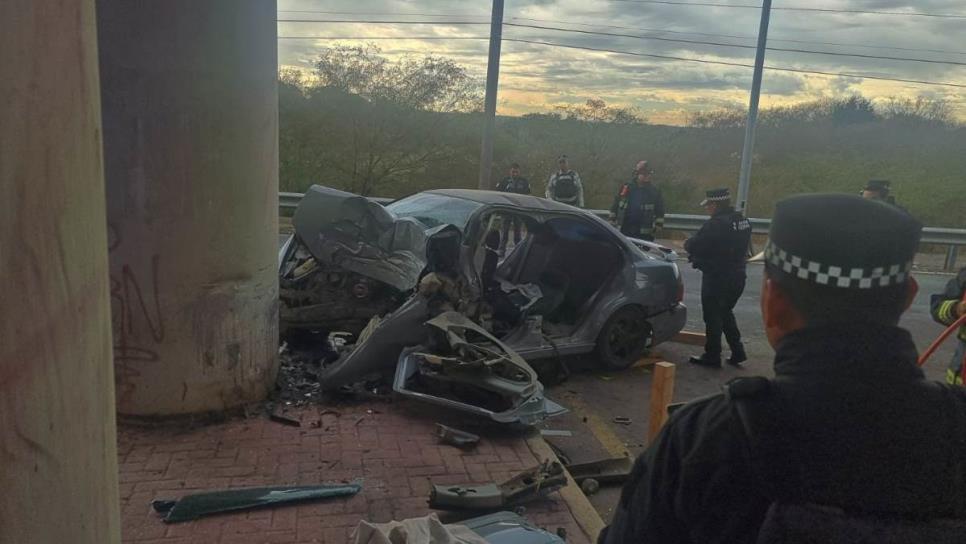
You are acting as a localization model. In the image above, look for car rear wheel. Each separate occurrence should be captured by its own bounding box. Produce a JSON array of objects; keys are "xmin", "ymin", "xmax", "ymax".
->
[{"xmin": 596, "ymin": 306, "xmax": 651, "ymax": 371}]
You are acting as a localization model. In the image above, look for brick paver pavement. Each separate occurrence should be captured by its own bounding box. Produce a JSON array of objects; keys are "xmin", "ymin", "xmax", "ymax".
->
[{"xmin": 118, "ymin": 399, "xmax": 591, "ymax": 544}]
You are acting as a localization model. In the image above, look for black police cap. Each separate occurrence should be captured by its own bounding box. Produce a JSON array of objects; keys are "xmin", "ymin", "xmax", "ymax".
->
[{"xmin": 763, "ymin": 194, "xmax": 921, "ymax": 290}]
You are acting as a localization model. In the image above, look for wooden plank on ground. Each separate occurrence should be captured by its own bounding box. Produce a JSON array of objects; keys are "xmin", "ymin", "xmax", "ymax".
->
[
  {"xmin": 647, "ymin": 362, "xmax": 676, "ymax": 443},
  {"xmin": 672, "ymin": 331, "xmax": 705, "ymax": 346}
]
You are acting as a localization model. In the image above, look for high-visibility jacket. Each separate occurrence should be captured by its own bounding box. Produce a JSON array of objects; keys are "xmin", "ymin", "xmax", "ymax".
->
[{"xmin": 930, "ymin": 267, "xmax": 966, "ymax": 385}]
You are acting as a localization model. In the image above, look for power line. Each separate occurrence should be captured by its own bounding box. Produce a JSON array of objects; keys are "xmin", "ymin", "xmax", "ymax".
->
[
  {"xmin": 504, "ymin": 22, "xmax": 966, "ymax": 67},
  {"xmin": 277, "ymin": 17, "xmax": 966, "ymax": 60},
  {"xmin": 607, "ymin": 0, "xmax": 966, "ymax": 18},
  {"xmin": 280, "ymin": 36, "xmax": 489, "ymax": 40},
  {"xmin": 508, "ymin": 16, "xmax": 966, "ymax": 56},
  {"xmin": 277, "ymin": 19, "xmax": 488, "ymax": 25},
  {"xmin": 502, "ymin": 38, "xmax": 966, "ymax": 89},
  {"xmin": 278, "ymin": 10, "xmax": 484, "ymax": 18}
]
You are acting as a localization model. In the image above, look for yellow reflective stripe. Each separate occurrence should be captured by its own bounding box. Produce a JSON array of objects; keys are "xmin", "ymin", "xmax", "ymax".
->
[
  {"xmin": 939, "ymin": 300, "xmax": 957, "ymax": 323},
  {"xmin": 947, "ymin": 368, "xmax": 964, "ymax": 386}
]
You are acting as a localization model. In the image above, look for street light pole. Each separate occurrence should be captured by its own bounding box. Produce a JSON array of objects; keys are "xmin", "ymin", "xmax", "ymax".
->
[
  {"xmin": 478, "ymin": 0, "xmax": 504, "ymax": 190},
  {"xmin": 734, "ymin": 0, "xmax": 772, "ymax": 215}
]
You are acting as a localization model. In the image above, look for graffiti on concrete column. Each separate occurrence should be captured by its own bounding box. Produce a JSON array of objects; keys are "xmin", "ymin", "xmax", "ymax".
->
[{"xmin": 108, "ymin": 223, "xmax": 165, "ymax": 363}]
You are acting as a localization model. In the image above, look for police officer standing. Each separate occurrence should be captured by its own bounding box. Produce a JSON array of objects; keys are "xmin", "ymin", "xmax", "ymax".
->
[
  {"xmin": 545, "ymin": 155, "xmax": 584, "ymax": 207},
  {"xmin": 931, "ymin": 265, "xmax": 966, "ymax": 385},
  {"xmin": 496, "ymin": 162, "xmax": 531, "ymax": 195},
  {"xmin": 600, "ymin": 194, "xmax": 966, "ymax": 543},
  {"xmin": 685, "ymin": 188, "xmax": 751, "ymax": 367},
  {"xmin": 610, "ymin": 160, "xmax": 665, "ymax": 241},
  {"xmin": 496, "ymin": 163, "xmax": 531, "ymax": 248}
]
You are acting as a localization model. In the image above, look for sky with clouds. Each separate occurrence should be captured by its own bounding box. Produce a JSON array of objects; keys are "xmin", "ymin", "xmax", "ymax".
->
[{"xmin": 277, "ymin": 0, "xmax": 966, "ymax": 125}]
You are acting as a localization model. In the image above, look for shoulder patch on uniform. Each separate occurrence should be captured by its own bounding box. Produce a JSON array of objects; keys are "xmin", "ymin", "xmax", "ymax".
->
[{"xmin": 724, "ymin": 376, "xmax": 771, "ymax": 400}]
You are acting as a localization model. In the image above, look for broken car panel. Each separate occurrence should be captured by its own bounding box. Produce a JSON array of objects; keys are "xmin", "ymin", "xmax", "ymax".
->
[
  {"xmin": 394, "ymin": 313, "xmax": 567, "ymax": 426},
  {"xmin": 460, "ymin": 511, "xmax": 565, "ymax": 544},
  {"xmin": 279, "ymin": 186, "xmax": 429, "ymax": 335},
  {"xmin": 429, "ymin": 460, "xmax": 567, "ymax": 511},
  {"xmin": 152, "ymin": 483, "xmax": 362, "ymax": 523}
]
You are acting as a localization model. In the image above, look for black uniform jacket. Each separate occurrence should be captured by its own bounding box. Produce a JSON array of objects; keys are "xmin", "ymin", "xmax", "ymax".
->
[
  {"xmin": 684, "ymin": 206, "xmax": 751, "ymax": 276},
  {"xmin": 599, "ymin": 324, "xmax": 966, "ymax": 544}
]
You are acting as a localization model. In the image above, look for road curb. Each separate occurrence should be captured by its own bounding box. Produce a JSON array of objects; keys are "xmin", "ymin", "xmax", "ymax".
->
[{"xmin": 526, "ymin": 434, "xmax": 606, "ymax": 543}]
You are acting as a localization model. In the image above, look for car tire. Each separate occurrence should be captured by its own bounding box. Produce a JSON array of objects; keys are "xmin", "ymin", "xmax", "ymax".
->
[{"xmin": 596, "ymin": 306, "xmax": 651, "ymax": 371}]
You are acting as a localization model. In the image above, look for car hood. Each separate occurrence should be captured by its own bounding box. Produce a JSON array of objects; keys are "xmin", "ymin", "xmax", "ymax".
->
[{"xmin": 293, "ymin": 185, "xmax": 428, "ymax": 292}]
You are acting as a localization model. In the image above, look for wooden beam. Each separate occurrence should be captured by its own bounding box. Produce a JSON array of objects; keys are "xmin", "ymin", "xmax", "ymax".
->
[
  {"xmin": 647, "ymin": 362, "xmax": 676, "ymax": 443},
  {"xmin": 672, "ymin": 330, "xmax": 706, "ymax": 346}
]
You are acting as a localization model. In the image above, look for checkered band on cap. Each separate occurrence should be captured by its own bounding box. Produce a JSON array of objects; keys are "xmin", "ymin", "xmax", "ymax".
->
[
  {"xmin": 764, "ymin": 241, "xmax": 913, "ymax": 289},
  {"xmin": 705, "ymin": 194, "xmax": 730, "ymax": 202}
]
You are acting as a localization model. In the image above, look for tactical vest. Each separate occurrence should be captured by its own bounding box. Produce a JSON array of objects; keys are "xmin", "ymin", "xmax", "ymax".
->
[{"xmin": 552, "ymin": 171, "xmax": 578, "ymax": 201}]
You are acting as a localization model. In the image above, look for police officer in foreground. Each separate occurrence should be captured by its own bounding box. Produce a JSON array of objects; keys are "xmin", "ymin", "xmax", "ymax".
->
[
  {"xmin": 931, "ymin": 265, "xmax": 966, "ymax": 385},
  {"xmin": 600, "ymin": 194, "xmax": 966, "ymax": 544},
  {"xmin": 610, "ymin": 160, "xmax": 665, "ymax": 241},
  {"xmin": 545, "ymin": 155, "xmax": 584, "ymax": 207},
  {"xmin": 685, "ymin": 188, "xmax": 751, "ymax": 367}
]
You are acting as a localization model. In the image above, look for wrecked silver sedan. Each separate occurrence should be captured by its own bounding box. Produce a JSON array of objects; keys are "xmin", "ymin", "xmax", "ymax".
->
[
  {"xmin": 280, "ymin": 185, "xmax": 686, "ymax": 424},
  {"xmin": 281, "ymin": 186, "xmax": 686, "ymax": 367}
]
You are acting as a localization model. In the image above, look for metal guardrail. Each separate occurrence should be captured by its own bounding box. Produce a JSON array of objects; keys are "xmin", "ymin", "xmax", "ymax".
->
[{"xmin": 279, "ymin": 191, "xmax": 966, "ymax": 269}]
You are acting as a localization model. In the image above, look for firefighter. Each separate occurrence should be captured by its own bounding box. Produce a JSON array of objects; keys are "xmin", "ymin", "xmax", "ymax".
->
[
  {"xmin": 610, "ymin": 160, "xmax": 665, "ymax": 241},
  {"xmin": 545, "ymin": 155, "xmax": 584, "ymax": 207},
  {"xmin": 930, "ymin": 266, "xmax": 966, "ymax": 385},
  {"xmin": 685, "ymin": 188, "xmax": 751, "ymax": 367},
  {"xmin": 600, "ymin": 194, "xmax": 966, "ymax": 543}
]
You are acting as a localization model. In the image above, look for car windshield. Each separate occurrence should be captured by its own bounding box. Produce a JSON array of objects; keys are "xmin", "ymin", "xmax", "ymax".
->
[{"xmin": 386, "ymin": 193, "xmax": 483, "ymax": 231}]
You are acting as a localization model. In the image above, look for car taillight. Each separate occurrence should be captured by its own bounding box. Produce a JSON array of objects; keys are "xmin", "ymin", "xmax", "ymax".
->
[{"xmin": 676, "ymin": 278, "xmax": 684, "ymax": 303}]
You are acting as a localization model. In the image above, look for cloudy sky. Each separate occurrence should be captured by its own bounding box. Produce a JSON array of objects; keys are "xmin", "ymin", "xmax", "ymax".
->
[{"xmin": 277, "ymin": 0, "xmax": 966, "ymax": 124}]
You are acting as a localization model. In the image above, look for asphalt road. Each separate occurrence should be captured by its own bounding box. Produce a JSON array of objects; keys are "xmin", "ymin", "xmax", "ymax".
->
[{"xmin": 540, "ymin": 262, "xmax": 957, "ymax": 524}]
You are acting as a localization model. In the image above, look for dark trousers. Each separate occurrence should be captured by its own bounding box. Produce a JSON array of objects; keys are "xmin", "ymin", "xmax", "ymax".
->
[
  {"xmin": 701, "ymin": 272, "xmax": 746, "ymax": 357},
  {"xmin": 620, "ymin": 221, "xmax": 654, "ymax": 241}
]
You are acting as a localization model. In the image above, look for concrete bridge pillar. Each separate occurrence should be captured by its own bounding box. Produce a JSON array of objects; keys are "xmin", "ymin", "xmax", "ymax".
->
[
  {"xmin": 0, "ymin": 1, "xmax": 121, "ymax": 542},
  {"xmin": 97, "ymin": 0, "xmax": 280, "ymax": 415}
]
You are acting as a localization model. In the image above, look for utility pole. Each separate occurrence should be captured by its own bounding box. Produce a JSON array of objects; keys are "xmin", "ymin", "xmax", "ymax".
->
[
  {"xmin": 734, "ymin": 0, "xmax": 772, "ymax": 215},
  {"xmin": 478, "ymin": 0, "xmax": 504, "ymax": 190}
]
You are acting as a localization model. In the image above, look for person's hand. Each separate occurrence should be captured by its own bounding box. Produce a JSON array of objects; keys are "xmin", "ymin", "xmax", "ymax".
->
[{"xmin": 956, "ymin": 300, "xmax": 966, "ymax": 317}]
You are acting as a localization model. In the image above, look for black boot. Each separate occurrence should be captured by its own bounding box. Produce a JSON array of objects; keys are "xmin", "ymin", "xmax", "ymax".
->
[
  {"xmin": 727, "ymin": 344, "xmax": 747, "ymax": 367},
  {"xmin": 689, "ymin": 354, "xmax": 722, "ymax": 368}
]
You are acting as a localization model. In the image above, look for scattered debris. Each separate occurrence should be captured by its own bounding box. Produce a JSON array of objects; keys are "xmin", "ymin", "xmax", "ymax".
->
[
  {"xmin": 152, "ymin": 483, "xmax": 362, "ymax": 523},
  {"xmin": 269, "ymin": 411, "xmax": 301, "ymax": 427},
  {"xmin": 613, "ymin": 416, "xmax": 632, "ymax": 425},
  {"xmin": 435, "ymin": 424, "xmax": 481, "ymax": 449},
  {"xmin": 580, "ymin": 478, "xmax": 601, "ymax": 496},
  {"xmin": 566, "ymin": 457, "xmax": 634, "ymax": 486},
  {"xmin": 429, "ymin": 460, "xmax": 566, "ymax": 511},
  {"xmin": 539, "ymin": 429, "xmax": 573, "ymax": 437}
]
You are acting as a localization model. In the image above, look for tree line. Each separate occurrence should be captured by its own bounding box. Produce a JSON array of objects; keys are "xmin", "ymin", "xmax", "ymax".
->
[{"xmin": 279, "ymin": 44, "xmax": 966, "ymax": 227}]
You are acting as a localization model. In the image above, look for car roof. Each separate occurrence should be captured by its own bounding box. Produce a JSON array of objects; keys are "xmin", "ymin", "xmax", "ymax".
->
[{"xmin": 423, "ymin": 189, "xmax": 580, "ymax": 213}]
